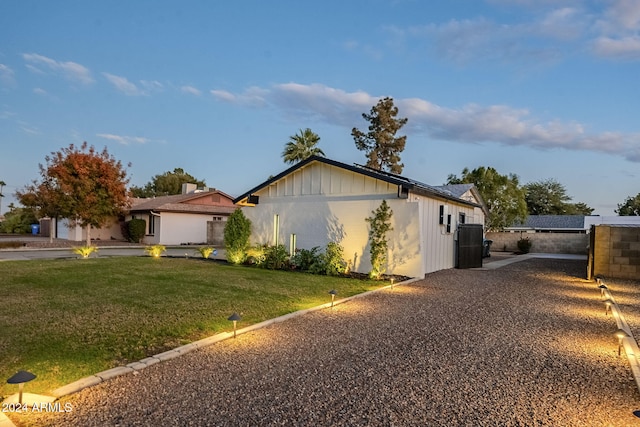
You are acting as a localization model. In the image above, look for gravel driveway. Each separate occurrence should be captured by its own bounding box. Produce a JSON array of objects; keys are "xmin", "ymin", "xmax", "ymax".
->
[{"xmin": 18, "ymin": 258, "xmax": 640, "ymax": 426}]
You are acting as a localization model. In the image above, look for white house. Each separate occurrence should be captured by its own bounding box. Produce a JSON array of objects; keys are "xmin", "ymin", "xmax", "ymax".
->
[
  {"xmin": 234, "ymin": 156, "xmax": 487, "ymax": 278},
  {"xmin": 128, "ymin": 184, "xmax": 237, "ymax": 245}
]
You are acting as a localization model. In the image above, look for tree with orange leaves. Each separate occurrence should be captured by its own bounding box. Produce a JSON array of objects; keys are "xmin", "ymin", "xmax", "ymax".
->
[{"xmin": 18, "ymin": 142, "xmax": 131, "ymax": 245}]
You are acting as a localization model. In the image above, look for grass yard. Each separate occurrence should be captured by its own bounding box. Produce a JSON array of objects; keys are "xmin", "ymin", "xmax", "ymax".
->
[{"xmin": 0, "ymin": 257, "xmax": 384, "ymax": 398}]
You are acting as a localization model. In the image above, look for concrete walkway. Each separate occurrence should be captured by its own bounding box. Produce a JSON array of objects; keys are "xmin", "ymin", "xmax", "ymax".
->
[{"xmin": 480, "ymin": 252, "xmax": 587, "ymax": 270}]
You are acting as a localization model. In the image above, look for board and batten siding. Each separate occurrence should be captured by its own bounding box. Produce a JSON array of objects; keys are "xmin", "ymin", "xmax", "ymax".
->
[{"xmin": 241, "ymin": 161, "xmax": 484, "ymax": 277}]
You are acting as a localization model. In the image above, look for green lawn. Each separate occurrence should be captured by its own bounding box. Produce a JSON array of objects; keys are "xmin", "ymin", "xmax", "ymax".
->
[{"xmin": 0, "ymin": 257, "xmax": 383, "ymax": 398}]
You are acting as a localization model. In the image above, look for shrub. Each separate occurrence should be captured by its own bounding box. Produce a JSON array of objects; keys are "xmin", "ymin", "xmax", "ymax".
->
[
  {"xmin": 196, "ymin": 247, "xmax": 215, "ymax": 259},
  {"xmin": 290, "ymin": 247, "xmax": 322, "ymax": 271},
  {"xmin": 72, "ymin": 245, "xmax": 98, "ymax": 259},
  {"xmin": 263, "ymin": 244, "xmax": 289, "ymax": 270},
  {"xmin": 323, "ymin": 242, "xmax": 347, "ymax": 276},
  {"xmin": 245, "ymin": 245, "xmax": 266, "ymax": 266},
  {"xmin": 224, "ymin": 209, "xmax": 252, "ymax": 265},
  {"xmin": 290, "ymin": 243, "xmax": 346, "ymax": 276},
  {"xmin": 144, "ymin": 244, "xmax": 166, "ymax": 258},
  {"xmin": 517, "ymin": 237, "xmax": 532, "ymax": 254},
  {"xmin": 126, "ymin": 218, "xmax": 146, "ymax": 243}
]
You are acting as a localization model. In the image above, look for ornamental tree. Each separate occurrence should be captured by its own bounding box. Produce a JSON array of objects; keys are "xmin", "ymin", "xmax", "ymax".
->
[
  {"xmin": 17, "ymin": 142, "xmax": 131, "ymax": 245},
  {"xmin": 365, "ymin": 200, "xmax": 393, "ymax": 279}
]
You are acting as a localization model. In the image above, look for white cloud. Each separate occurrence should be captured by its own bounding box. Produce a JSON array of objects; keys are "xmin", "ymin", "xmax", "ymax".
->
[
  {"xmin": 96, "ymin": 133, "xmax": 151, "ymax": 145},
  {"xmin": 593, "ymin": 35, "xmax": 640, "ymax": 59},
  {"xmin": 33, "ymin": 87, "xmax": 47, "ymax": 96},
  {"xmin": 140, "ymin": 80, "xmax": 164, "ymax": 93},
  {"xmin": 0, "ymin": 64, "xmax": 15, "ymax": 87},
  {"xmin": 102, "ymin": 73, "xmax": 145, "ymax": 96},
  {"xmin": 181, "ymin": 85, "xmax": 201, "ymax": 96},
  {"xmin": 210, "ymin": 87, "xmax": 267, "ymax": 107},
  {"xmin": 213, "ymin": 82, "xmax": 640, "ymax": 162},
  {"xmin": 22, "ymin": 53, "xmax": 93, "ymax": 84},
  {"xmin": 592, "ymin": 0, "xmax": 640, "ymax": 58}
]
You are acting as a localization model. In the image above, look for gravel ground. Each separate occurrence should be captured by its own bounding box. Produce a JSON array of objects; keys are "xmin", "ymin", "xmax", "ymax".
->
[{"xmin": 14, "ymin": 258, "xmax": 640, "ymax": 426}]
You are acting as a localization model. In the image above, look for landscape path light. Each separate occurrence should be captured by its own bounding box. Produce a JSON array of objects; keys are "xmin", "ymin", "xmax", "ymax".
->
[
  {"xmin": 614, "ymin": 329, "xmax": 630, "ymax": 356},
  {"xmin": 390, "ymin": 277, "xmax": 395, "ymax": 290},
  {"xmin": 603, "ymin": 299, "xmax": 614, "ymax": 316},
  {"xmin": 329, "ymin": 289, "xmax": 337, "ymax": 308},
  {"xmin": 7, "ymin": 370, "xmax": 36, "ymax": 404},
  {"xmin": 598, "ymin": 283, "xmax": 608, "ymax": 297},
  {"xmin": 228, "ymin": 312, "xmax": 242, "ymax": 338}
]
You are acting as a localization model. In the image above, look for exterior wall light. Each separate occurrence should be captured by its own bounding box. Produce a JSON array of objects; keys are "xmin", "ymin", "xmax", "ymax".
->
[
  {"xmin": 228, "ymin": 312, "xmax": 242, "ymax": 338},
  {"xmin": 614, "ymin": 329, "xmax": 630, "ymax": 356},
  {"xmin": 329, "ymin": 290, "xmax": 337, "ymax": 308},
  {"xmin": 7, "ymin": 370, "xmax": 36, "ymax": 404}
]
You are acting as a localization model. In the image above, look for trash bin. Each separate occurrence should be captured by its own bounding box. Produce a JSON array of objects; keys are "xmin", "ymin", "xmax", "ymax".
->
[
  {"xmin": 482, "ymin": 239, "xmax": 493, "ymax": 258},
  {"xmin": 31, "ymin": 224, "xmax": 40, "ymax": 235}
]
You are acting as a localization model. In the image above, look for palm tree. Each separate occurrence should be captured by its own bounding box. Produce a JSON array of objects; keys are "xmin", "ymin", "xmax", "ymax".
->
[
  {"xmin": 0, "ymin": 180, "xmax": 5, "ymax": 216},
  {"xmin": 282, "ymin": 128, "xmax": 325, "ymax": 164}
]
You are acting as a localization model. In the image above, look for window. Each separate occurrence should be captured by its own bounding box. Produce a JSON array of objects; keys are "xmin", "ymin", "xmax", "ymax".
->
[
  {"xmin": 148, "ymin": 214, "xmax": 155, "ymax": 235},
  {"xmin": 459, "ymin": 213, "xmax": 466, "ymax": 224},
  {"xmin": 446, "ymin": 214, "xmax": 452, "ymax": 233},
  {"xmin": 439, "ymin": 205, "xmax": 445, "ymax": 224}
]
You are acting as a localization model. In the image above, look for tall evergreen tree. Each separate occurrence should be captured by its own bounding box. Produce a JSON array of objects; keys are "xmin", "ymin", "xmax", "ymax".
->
[
  {"xmin": 282, "ymin": 128, "xmax": 324, "ymax": 164},
  {"xmin": 352, "ymin": 97, "xmax": 408, "ymax": 174}
]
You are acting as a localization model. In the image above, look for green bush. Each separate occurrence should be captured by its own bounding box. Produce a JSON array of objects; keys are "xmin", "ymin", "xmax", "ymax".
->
[
  {"xmin": 224, "ymin": 209, "xmax": 252, "ymax": 264},
  {"xmin": 0, "ymin": 206, "xmax": 37, "ymax": 234},
  {"xmin": 517, "ymin": 237, "xmax": 532, "ymax": 254},
  {"xmin": 323, "ymin": 242, "xmax": 347, "ymax": 276},
  {"xmin": 290, "ymin": 243, "xmax": 346, "ymax": 276},
  {"xmin": 245, "ymin": 245, "xmax": 266, "ymax": 266},
  {"xmin": 126, "ymin": 218, "xmax": 146, "ymax": 243},
  {"xmin": 290, "ymin": 247, "xmax": 322, "ymax": 271},
  {"xmin": 263, "ymin": 244, "xmax": 289, "ymax": 270}
]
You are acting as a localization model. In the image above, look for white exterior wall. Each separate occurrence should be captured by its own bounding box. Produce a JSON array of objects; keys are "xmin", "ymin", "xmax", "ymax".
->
[
  {"xmin": 413, "ymin": 194, "xmax": 481, "ymax": 274},
  {"xmin": 155, "ymin": 212, "xmax": 213, "ymax": 245},
  {"xmin": 243, "ymin": 195, "xmax": 423, "ymax": 277},
  {"xmin": 241, "ymin": 162, "xmax": 485, "ymax": 277},
  {"xmin": 127, "ymin": 212, "xmax": 226, "ymax": 245}
]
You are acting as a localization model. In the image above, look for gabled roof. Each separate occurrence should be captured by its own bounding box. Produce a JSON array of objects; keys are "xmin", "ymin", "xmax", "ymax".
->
[
  {"xmin": 432, "ymin": 184, "xmax": 490, "ymax": 216},
  {"xmin": 130, "ymin": 190, "xmax": 236, "ymax": 215},
  {"xmin": 233, "ymin": 156, "xmax": 483, "ymax": 209}
]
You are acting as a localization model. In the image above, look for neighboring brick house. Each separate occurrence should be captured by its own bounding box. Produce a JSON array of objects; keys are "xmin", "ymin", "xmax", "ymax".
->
[
  {"xmin": 127, "ymin": 184, "xmax": 236, "ymax": 245},
  {"xmin": 56, "ymin": 184, "xmax": 237, "ymax": 245}
]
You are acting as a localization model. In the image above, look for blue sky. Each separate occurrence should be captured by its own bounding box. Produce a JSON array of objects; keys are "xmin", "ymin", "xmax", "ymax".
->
[{"xmin": 1, "ymin": 0, "xmax": 639, "ymax": 215}]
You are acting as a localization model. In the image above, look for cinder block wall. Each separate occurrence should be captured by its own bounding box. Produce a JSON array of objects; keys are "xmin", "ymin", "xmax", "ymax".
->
[
  {"xmin": 594, "ymin": 225, "xmax": 640, "ymax": 280},
  {"xmin": 486, "ymin": 232, "xmax": 588, "ymax": 254}
]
